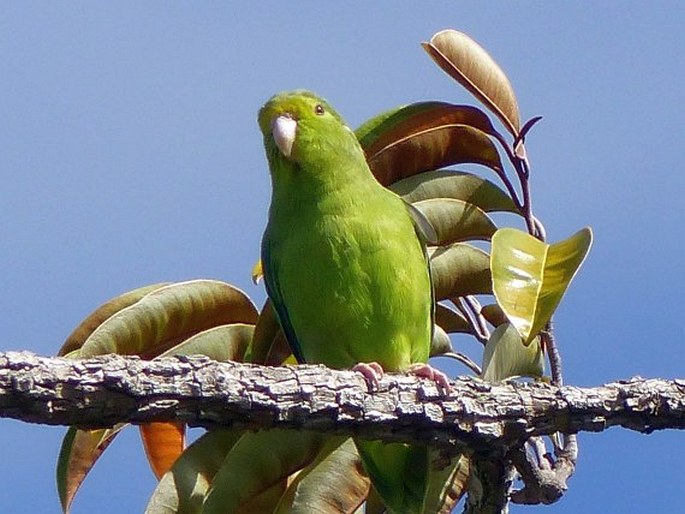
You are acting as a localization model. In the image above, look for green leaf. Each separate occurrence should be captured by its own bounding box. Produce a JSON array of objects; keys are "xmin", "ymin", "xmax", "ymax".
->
[
  {"xmin": 145, "ymin": 429, "xmax": 243, "ymax": 514},
  {"xmin": 274, "ymin": 438, "xmax": 369, "ymax": 514},
  {"xmin": 390, "ymin": 170, "xmax": 518, "ymax": 214},
  {"xmin": 491, "ymin": 227, "xmax": 593, "ymax": 343},
  {"xmin": 423, "ymin": 30, "xmax": 521, "ymax": 137},
  {"xmin": 58, "ymin": 283, "xmax": 170, "ymax": 356},
  {"xmin": 159, "ymin": 323, "xmax": 254, "ymax": 362},
  {"xmin": 430, "ymin": 324, "xmax": 453, "ymax": 357},
  {"xmin": 247, "ymin": 299, "xmax": 281, "ymax": 364},
  {"xmin": 481, "ymin": 323, "xmax": 545, "ymax": 382},
  {"xmin": 429, "ymin": 244, "xmax": 492, "ymax": 300},
  {"xmin": 414, "ymin": 198, "xmax": 497, "ymax": 245},
  {"xmin": 201, "ymin": 429, "xmax": 329, "ymax": 514},
  {"xmin": 423, "ymin": 451, "xmax": 470, "ymax": 514},
  {"xmin": 435, "ymin": 303, "xmax": 472, "ymax": 334},
  {"xmin": 79, "ymin": 280, "xmax": 258, "ymax": 358},
  {"xmin": 480, "ymin": 303, "xmax": 508, "ymax": 328},
  {"xmin": 57, "ymin": 425, "xmax": 126, "ymax": 513}
]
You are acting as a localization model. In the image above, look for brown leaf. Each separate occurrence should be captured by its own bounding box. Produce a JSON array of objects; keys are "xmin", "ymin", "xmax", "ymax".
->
[
  {"xmin": 357, "ymin": 101, "xmax": 505, "ymax": 186},
  {"xmin": 140, "ymin": 422, "xmax": 186, "ymax": 480},
  {"xmin": 57, "ymin": 426, "xmax": 126, "ymax": 513},
  {"xmin": 435, "ymin": 303, "xmax": 472, "ymax": 334},
  {"xmin": 367, "ymin": 123, "xmax": 504, "ymax": 186},
  {"xmin": 423, "ymin": 30, "xmax": 521, "ymax": 137}
]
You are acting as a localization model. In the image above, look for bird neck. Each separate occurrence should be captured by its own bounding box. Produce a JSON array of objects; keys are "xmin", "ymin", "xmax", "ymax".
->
[{"xmin": 270, "ymin": 155, "xmax": 382, "ymax": 213}]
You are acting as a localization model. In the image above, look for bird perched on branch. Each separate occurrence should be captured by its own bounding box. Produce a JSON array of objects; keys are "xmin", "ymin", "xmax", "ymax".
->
[{"xmin": 258, "ymin": 90, "xmax": 448, "ymax": 513}]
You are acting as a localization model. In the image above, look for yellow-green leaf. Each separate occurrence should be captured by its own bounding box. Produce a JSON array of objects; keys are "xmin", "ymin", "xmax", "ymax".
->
[
  {"xmin": 145, "ymin": 429, "xmax": 243, "ymax": 514},
  {"xmin": 274, "ymin": 438, "xmax": 369, "ymax": 514},
  {"xmin": 414, "ymin": 198, "xmax": 497, "ymax": 245},
  {"xmin": 429, "ymin": 244, "xmax": 492, "ymax": 300},
  {"xmin": 58, "ymin": 283, "xmax": 170, "ymax": 356},
  {"xmin": 423, "ymin": 29, "xmax": 521, "ymax": 137},
  {"xmin": 390, "ymin": 170, "xmax": 518, "ymax": 214},
  {"xmin": 57, "ymin": 425, "xmax": 126, "ymax": 513},
  {"xmin": 202, "ymin": 429, "xmax": 329, "ymax": 514},
  {"xmin": 481, "ymin": 323, "xmax": 544, "ymax": 382},
  {"xmin": 491, "ymin": 227, "xmax": 593, "ymax": 343},
  {"xmin": 79, "ymin": 280, "xmax": 258, "ymax": 358}
]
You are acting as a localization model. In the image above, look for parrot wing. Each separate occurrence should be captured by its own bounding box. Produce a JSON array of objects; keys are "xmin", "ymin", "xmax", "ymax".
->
[{"xmin": 261, "ymin": 230, "xmax": 307, "ymax": 364}]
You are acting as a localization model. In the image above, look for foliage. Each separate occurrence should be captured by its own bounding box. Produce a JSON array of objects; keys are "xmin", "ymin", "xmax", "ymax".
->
[{"xmin": 54, "ymin": 29, "xmax": 590, "ymax": 513}]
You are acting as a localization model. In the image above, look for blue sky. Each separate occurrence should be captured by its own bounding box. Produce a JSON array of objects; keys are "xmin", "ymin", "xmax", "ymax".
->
[{"xmin": 1, "ymin": 3, "xmax": 684, "ymax": 513}]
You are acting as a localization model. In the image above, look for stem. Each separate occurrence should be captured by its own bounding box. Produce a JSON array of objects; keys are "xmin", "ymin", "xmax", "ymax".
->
[
  {"xmin": 453, "ymin": 297, "xmax": 489, "ymax": 345},
  {"xmin": 541, "ymin": 323, "xmax": 563, "ymax": 386},
  {"xmin": 444, "ymin": 351, "xmax": 482, "ymax": 376}
]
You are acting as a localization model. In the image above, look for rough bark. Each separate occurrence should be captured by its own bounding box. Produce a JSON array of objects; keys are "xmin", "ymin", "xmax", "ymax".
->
[{"xmin": 2, "ymin": 351, "xmax": 685, "ymax": 457}]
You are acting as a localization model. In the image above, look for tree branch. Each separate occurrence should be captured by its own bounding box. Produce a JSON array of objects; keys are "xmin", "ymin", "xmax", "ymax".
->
[{"xmin": 2, "ymin": 351, "xmax": 685, "ymax": 456}]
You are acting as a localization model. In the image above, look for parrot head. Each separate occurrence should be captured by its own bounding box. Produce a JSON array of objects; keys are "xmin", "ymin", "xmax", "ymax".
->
[{"xmin": 258, "ymin": 90, "xmax": 363, "ymax": 174}]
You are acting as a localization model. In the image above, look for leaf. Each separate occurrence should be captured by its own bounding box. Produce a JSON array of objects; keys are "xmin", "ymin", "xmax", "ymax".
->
[
  {"xmin": 423, "ymin": 29, "xmax": 521, "ymax": 137},
  {"xmin": 57, "ymin": 425, "xmax": 126, "ymax": 513},
  {"xmin": 430, "ymin": 324, "xmax": 453, "ymax": 357},
  {"xmin": 159, "ymin": 323, "xmax": 254, "ymax": 362},
  {"xmin": 274, "ymin": 438, "xmax": 369, "ymax": 514},
  {"xmin": 435, "ymin": 303, "xmax": 472, "ymax": 334},
  {"xmin": 79, "ymin": 280, "xmax": 258, "ymax": 358},
  {"xmin": 429, "ymin": 244, "xmax": 492, "ymax": 300},
  {"xmin": 237, "ymin": 481, "xmax": 289, "ymax": 514},
  {"xmin": 366, "ymin": 124, "xmax": 504, "ymax": 187},
  {"xmin": 356, "ymin": 101, "xmax": 506, "ymax": 186},
  {"xmin": 145, "ymin": 429, "xmax": 243, "ymax": 514},
  {"xmin": 491, "ymin": 227, "xmax": 593, "ymax": 343},
  {"xmin": 423, "ymin": 450, "xmax": 470, "ymax": 514},
  {"xmin": 480, "ymin": 303, "xmax": 508, "ymax": 328},
  {"xmin": 481, "ymin": 323, "xmax": 545, "ymax": 382},
  {"xmin": 357, "ymin": 101, "xmax": 502, "ymax": 155},
  {"xmin": 140, "ymin": 422, "xmax": 186, "ymax": 480},
  {"xmin": 201, "ymin": 429, "xmax": 329, "ymax": 514},
  {"xmin": 363, "ymin": 487, "xmax": 387, "ymax": 514},
  {"xmin": 58, "ymin": 283, "xmax": 170, "ymax": 356},
  {"xmin": 390, "ymin": 170, "xmax": 518, "ymax": 214},
  {"xmin": 414, "ymin": 198, "xmax": 497, "ymax": 245},
  {"xmin": 248, "ymin": 299, "xmax": 282, "ymax": 364}
]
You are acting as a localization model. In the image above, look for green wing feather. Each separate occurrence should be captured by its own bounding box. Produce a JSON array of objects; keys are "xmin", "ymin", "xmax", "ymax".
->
[{"xmin": 261, "ymin": 230, "xmax": 307, "ymax": 364}]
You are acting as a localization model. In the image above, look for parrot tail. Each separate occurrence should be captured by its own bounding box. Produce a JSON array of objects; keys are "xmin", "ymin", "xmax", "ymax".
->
[{"xmin": 355, "ymin": 439, "xmax": 428, "ymax": 514}]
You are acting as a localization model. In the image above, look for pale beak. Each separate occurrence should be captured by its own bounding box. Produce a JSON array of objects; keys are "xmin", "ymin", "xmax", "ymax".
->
[{"xmin": 271, "ymin": 115, "xmax": 297, "ymax": 158}]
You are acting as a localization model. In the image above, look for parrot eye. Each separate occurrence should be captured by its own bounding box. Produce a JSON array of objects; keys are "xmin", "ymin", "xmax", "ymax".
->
[{"xmin": 314, "ymin": 104, "xmax": 325, "ymax": 116}]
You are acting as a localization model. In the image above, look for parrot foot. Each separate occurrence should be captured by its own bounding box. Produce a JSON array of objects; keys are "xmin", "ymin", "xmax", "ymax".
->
[
  {"xmin": 407, "ymin": 363, "xmax": 451, "ymax": 392},
  {"xmin": 351, "ymin": 362, "xmax": 385, "ymax": 390}
]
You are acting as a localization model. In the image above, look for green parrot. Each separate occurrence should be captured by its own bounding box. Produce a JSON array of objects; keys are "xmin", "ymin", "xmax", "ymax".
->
[{"xmin": 258, "ymin": 90, "xmax": 449, "ymax": 513}]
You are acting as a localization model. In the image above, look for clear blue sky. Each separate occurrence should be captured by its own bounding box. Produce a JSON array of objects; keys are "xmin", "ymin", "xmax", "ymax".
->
[{"xmin": 1, "ymin": 3, "xmax": 684, "ymax": 513}]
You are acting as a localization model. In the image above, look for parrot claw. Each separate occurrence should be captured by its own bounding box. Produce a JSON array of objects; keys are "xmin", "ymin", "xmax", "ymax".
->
[
  {"xmin": 352, "ymin": 362, "xmax": 385, "ymax": 390},
  {"xmin": 407, "ymin": 363, "xmax": 451, "ymax": 393}
]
